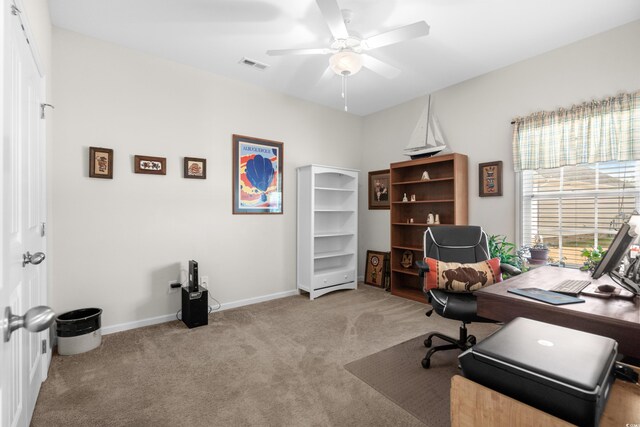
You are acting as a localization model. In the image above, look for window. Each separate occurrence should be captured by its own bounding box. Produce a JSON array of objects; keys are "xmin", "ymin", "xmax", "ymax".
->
[{"xmin": 520, "ymin": 161, "xmax": 640, "ymax": 266}]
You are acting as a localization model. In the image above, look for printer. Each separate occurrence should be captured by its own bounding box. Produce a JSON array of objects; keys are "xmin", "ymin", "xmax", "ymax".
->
[{"xmin": 459, "ymin": 317, "xmax": 617, "ymax": 427}]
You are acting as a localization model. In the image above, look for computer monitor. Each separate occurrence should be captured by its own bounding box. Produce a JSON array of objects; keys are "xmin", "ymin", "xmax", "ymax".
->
[{"xmin": 591, "ymin": 223, "xmax": 637, "ymax": 279}]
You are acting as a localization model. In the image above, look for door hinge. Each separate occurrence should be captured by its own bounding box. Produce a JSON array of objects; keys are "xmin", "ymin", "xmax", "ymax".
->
[
  {"xmin": 11, "ymin": 4, "xmax": 21, "ymax": 15},
  {"xmin": 41, "ymin": 339, "xmax": 47, "ymax": 354},
  {"xmin": 41, "ymin": 222, "xmax": 46, "ymax": 237}
]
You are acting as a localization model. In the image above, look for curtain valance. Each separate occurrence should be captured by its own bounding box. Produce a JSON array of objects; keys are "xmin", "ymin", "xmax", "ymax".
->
[{"xmin": 512, "ymin": 91, "xmax": 640, "ymax": 171}]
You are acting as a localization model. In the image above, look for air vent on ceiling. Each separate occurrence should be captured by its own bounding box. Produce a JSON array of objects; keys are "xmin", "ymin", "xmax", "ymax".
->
[{"xmin": 239, "ymin": 57, "xmax": 269, "ymax": 71}]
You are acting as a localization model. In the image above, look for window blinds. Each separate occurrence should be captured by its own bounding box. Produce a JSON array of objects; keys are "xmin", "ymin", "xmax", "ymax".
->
[{"xmin": 521, "ymin": 161, "xmax": 640, "ymax": 266}]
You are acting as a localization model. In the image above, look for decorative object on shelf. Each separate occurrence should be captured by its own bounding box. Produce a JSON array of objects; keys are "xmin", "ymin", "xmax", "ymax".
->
[
  {"xmin": 232, "ymin": 134, "xmax": 283, "ymax": 214},
  {"xmin": 434, "ymin": 214, "xmax": 440, "ymax": 224},
  {"xmin": 183, "ymin": 157, "xmax": 206, "ymax": 179},
  {"xmin": 364, "ymin": 250, "xmax": 390, "ymax": 287},
  {"xmin": 421, "ymin": 171, "xmax": 430, "ymax": 180},
  {"xmin": 368, "ymin": 169, "xmax": 390, "ymax": 210},
  {"xmin": 479, "ymin": 161, "xmax": 503, "ymax": 197},
  {"xmin": 410, "ymin": 218, "xmax": 414, "ymax": 223},
  {"xmin": 400, "ymin": 250, "xmax": 414, "ymax": 268},
  {"xmin": 89, "ymin": 147, "xmax": 113, "ymax": 179},
  {"xmin": 410, "ymin": 194, "xmax": 416, "ymax": 202},
  {"xmin": 427, "ymin": 212, "xmax": 435, "ymax": 224},
  {"xmin": 134, "ymin": 155, "xmax": 166, "ymax": 175},
  {"xmin": 402, "ymin": 193, "xmax": 408, "ymax": 202},
  {"xmin": 404, "ymin": 94, "xmax": 447, "ymax": 159}
]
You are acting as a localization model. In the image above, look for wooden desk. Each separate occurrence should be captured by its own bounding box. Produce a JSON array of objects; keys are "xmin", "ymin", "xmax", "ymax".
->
[
  {"xmin": 476, "ymin": 266, "xmax": 640, "ymax": 358},
  {"xmin": 450, "ymin": 365, "xmax": 640, "ymax": 427}
]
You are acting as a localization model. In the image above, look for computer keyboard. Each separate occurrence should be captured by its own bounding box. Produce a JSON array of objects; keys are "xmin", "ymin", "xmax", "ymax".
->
[{"xmin": 550, "ymin": 279, "xmax": 591, "ymax": 296}]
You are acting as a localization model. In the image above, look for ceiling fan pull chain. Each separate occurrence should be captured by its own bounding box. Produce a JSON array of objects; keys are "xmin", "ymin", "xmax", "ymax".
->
[{"xmin": 341, "ymin": 74, "xmax": 348, "ymax": 111}]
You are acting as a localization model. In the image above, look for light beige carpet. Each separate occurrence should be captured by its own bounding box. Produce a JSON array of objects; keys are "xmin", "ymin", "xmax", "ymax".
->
[{"xmin": 31, "ymin": 286, "xmax": 493, "ymax": 427}]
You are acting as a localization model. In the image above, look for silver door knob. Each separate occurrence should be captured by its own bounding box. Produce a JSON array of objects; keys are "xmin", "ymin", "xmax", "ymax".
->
[
  {"xmin": 23, "ymin": 251, "xmax": 45, "ymax": 267},
  {"xmin": 3, "ymin": 306, "xmax": 55, "ymax": 342}
]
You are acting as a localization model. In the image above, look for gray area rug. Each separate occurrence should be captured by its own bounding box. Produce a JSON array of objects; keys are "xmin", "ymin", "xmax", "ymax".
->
[{"xmin": 345, "ymin": 327, "xmax": 498, "ymax": 426}]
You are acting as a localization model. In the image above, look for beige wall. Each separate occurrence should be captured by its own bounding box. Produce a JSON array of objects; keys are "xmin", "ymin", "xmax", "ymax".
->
[
  {"xmin": 24, "ymin": 4, "xmax": 640, "ymax": 329},
  {"xmin": 358, "ymin": 20, "xmax": 640, "ymax": 271},
  {"xmin": 51, "ymin": 28, "xmax": 362, "ymax": 328}
]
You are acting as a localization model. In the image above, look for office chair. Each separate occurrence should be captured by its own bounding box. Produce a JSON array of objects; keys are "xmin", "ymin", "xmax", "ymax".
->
[{"xmin": 416, "ymin": 226, "xmax": 520, "ymax": 368}]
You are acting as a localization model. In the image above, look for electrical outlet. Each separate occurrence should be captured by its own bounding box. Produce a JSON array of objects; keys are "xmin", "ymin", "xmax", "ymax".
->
[{"xmin": 200, "ymin": 276, "xmax": 209, "ymax": 288}]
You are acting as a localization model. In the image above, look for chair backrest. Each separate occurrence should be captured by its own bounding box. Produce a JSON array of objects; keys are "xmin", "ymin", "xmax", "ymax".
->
[{"xmin": 423, "ymin": 226, "xmax": 491, "ymax": 263}]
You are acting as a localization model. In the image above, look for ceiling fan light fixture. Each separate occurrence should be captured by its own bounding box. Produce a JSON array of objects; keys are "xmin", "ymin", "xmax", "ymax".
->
[{"xmin": 329, "ymin": 50, "xmax": 363, "ymax": 76}]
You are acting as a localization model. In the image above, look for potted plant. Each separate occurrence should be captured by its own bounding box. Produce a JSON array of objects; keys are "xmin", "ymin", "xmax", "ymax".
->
[
  {"xmin": 527, "ymin": 235, "xmax": 549, "ymax": 265},
  {"xmin": 580, "ymin": 246, "xmax": 603, "ymax": 272},
  {"xmin": 488, "ymin": 234, "xmax": 524, "ymax": 278}
]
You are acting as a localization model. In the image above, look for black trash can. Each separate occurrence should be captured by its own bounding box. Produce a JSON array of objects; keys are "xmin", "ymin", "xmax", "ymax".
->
[{"xmin": 55, "ymin": 308, "xmax": 103, "ymax": 355}]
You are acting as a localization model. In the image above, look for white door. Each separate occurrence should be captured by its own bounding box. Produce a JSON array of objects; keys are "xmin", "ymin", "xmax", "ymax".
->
[{"xmin": 1, "ymin": 1, "xmax": 51, "ymax": 426}]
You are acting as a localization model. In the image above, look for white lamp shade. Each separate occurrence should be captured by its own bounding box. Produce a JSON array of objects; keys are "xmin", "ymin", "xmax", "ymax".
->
[{"xmin": 329, "ymin": 51, "xmax": 363, "ymax": 76}]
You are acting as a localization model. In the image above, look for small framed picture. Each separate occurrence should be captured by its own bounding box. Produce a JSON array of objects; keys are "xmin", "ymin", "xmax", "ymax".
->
[
  {"xmin": 232, "ymin": 134, "xmax": 283, "ymax": 214},
  {"xmin": 364, "ymin": 250, "xmax": 389, "ymax": 287},
  {"xmin": 89, "ymin": 147, "xmax": 113, "ymax": 179},
  {"xmin": 368, "ymin": 169, "xmax": 390, "ymax": 210},
  {"xmin": 134, "ymin": 155, "xmax": 166, "ymax": 175},
  {"xmin": 479, "ymin": 161, "xmax": 503, "ymax": 197},
  {"xmin": 184, "ymin": 157, "xmax": 206, "ymax": 179}
]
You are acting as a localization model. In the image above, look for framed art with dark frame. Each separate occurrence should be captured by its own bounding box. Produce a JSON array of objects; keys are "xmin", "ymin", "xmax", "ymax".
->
[
  {"xmin": 232, "ymin": 134, "xmax": 283, "ymax": 214},
  {"xmin": 134, "ymin": 155, "xmax": 166, "ymax": 175},
  {"xmin": 368, "ymin": 169, "xmax": 390, "ymax": 210},
  {"xmin": 89, "ymin": 147, "xmax": 113, "ymax": 179},
  {"xmin": 479, "ymin": 161, "xmax": 503, "ymax": 197},
  {"xmin": 184, "ymin": 157, "xmax": 206, "ymax": 179},
  {"xmin": 364, "ymin": 250, "xmax": 389, "ymax": 287}
]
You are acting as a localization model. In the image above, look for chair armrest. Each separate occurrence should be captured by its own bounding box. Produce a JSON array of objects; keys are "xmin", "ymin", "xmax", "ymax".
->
[
  {"xmin": 500, "ymin": 263, "xmax": 521, "ymax": 277},
  {"xmin": 416, "ymin": 259, "xmax": 429, "ymax": 278}
]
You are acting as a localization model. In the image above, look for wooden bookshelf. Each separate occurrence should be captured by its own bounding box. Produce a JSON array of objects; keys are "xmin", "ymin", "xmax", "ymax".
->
[{"xmin": 389, "ymin": 153, "xmax": 468, "ymax": 302}]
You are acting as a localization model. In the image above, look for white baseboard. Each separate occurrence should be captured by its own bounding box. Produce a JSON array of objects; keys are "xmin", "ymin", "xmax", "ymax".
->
[{"xmin": 102, "ymin": 289, "xmax": 299, "ymax": 335}]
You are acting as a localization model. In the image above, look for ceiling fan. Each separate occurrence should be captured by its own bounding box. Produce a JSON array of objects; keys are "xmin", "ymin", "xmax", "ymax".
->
[{"xmin": 266, "ymin": 0, "xmax": 430, "ymax": 111}]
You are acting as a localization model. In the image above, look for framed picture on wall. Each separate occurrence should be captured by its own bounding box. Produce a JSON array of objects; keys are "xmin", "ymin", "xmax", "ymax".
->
[
  {"xmin": 479, "ymin": 161, "xmax": 503, "ymax": 197},
  {"xmin": 184, "ymin": 157, "xmax": 206, "ymax": 179},
  {"xmin": 364, "ymin": 250, "xmax": 389, "ymax": 287},
  {"xmin": 134, "ymin": 155, "xmax": 166, "ymax": 175},
  {"xmin": 368, "ymin": 169, "xmax": 390, "ymax": 210},
  {"xmin": 232, "ymin": 134, "xmax": 283, "ymax": 214},
  {"xmin": 89, "ymin": 147, "xmax": 113, "ymax": 179}
]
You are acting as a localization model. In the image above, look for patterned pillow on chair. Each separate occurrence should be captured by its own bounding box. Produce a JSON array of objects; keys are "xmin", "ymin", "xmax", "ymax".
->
[{"xmin": 423, "ymin": 257, "xmax": 502, "ymax": 292}]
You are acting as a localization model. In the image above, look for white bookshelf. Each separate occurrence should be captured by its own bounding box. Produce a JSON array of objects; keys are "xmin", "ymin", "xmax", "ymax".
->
[{"xmin": 297, "ymin": 165, "xmax": 358, "ymax": 300}]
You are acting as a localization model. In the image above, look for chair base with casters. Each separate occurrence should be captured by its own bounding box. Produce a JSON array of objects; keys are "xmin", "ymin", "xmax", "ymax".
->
[{"xmin": 420, "ymin": 289, "xmax": 491, "ymax": 369}]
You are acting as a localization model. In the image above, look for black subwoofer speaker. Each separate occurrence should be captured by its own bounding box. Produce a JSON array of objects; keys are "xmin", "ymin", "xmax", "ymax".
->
[{"xmin": 181, "ymin": 287, "xmax": 208, "ymax": 329}]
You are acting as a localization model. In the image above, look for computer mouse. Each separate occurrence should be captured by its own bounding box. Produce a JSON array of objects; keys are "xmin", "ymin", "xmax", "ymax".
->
[{"xmin": 597, "ymin": 284, "xmax": 616, "ymax": 293}]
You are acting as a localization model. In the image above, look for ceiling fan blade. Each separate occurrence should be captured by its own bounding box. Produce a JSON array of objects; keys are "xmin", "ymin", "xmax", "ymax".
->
[
  {"xmin": 316, "ymin": 0, "xmax": 349, "ymax": 40},
  {"xmin": 363, "ymin": 21, "xmax": 430, "ymax": 50},
  {"xmin": 266, "ymin": 48, "xmax": 333, "ymax": 56},
  {"xmin": 362, "ymin": 54, "xmax": 401, "ymax": 79}
]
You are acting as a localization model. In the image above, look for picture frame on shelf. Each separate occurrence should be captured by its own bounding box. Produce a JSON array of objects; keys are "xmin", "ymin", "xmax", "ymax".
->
[
  {"xmin": 89, "ymin": 147, "xmax": 113, "ymax": 179},
  {"xmin": 134, "ymin": 155, "xmax": 166, "ymax": 175},
  {"xmin": 479, "ymin": 161, "xmax": 502, "ymax": 197},
  {"xmin": 368, "ymin": 169, "xmax": 390, "ymax": 210},
  {"xmin": 232, "ymin": 134, "xmax": 283, "ymax": 214},
  {"xmin": 184, "ymin": 157, "xmax": 206, "ymax": 179},
  {"xmin": 364, "ymin": 250, "xmax": 389, "ymax": 287}
]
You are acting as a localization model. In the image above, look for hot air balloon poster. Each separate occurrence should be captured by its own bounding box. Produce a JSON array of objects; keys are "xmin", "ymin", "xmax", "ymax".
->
[{"xmin": 232, "ymin": 134, "xmax": 284, "ymax": 214}]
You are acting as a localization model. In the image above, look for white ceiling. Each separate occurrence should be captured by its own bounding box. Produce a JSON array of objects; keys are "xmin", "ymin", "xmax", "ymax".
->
[{"xmin": 48, "ymin": 0, "xmax": 640, "ymax": 116}]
